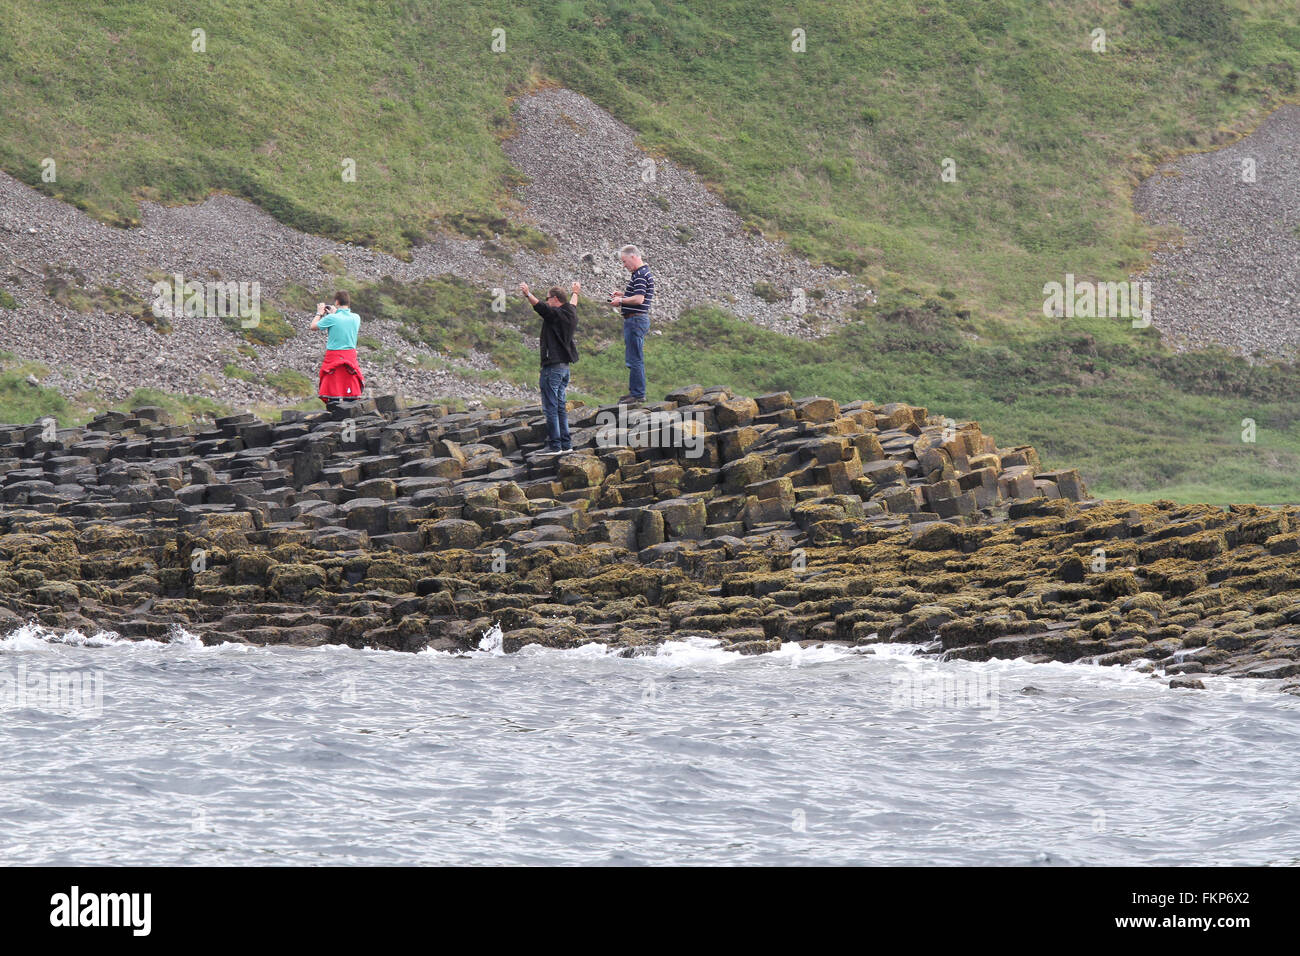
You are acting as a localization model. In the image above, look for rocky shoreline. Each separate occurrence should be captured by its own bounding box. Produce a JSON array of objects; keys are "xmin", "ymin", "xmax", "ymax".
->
[{"xmin": 1, "ymin": 387, "xmax": 1297, "ymax": 692}]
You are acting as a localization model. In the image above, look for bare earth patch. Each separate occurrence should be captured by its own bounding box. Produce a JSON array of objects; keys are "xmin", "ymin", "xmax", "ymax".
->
[
  {"xmin": 0, "ymin": 88, "xmax": 871, "ymax": 410},
  {"xmin": 1134, "ymin": 105, "xmax": 1300, "ymax": 361}
]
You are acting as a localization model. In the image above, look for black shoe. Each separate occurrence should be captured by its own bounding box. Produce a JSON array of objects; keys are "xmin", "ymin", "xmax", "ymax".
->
[{"xmin": 618, "ymin": 394, "xmax": 645, "ymax": 404}]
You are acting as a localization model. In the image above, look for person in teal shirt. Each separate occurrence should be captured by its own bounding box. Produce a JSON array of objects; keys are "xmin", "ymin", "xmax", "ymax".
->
[
  {"xmin": 312, "ymin": 291, "xmax": 361, "ymax": 350},
  {"xmin": 312, "ymin": 290, "xmax": 365, "ymax": 404}
]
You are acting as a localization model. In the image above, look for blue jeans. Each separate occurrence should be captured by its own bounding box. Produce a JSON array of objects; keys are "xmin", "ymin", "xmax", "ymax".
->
[
  {"xmin": 540, "ymin": 363, "xmax": 571, "ymax": 449},
  {"xmin": 622, "ymin": 312, "xmax": 649, "ymax": 399}
]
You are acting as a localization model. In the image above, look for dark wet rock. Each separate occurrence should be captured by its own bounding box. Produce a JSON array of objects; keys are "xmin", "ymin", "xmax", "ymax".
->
[{"xmin": 0, "ymin": 388, "xmax": 1294, "ymax": 685}]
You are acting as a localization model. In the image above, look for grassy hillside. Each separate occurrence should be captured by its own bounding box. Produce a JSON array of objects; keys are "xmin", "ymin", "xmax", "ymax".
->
[
  {"xmin": 1, "ymin": 0, "xmax": 1298, "ymax": 502},
  {"xmin": 3, "ymin": 0, "xmax": 1299, "ymax": 318}
]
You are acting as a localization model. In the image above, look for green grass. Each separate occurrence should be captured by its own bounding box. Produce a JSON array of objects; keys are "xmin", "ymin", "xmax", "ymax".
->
[
  {"xmin": 0, "ymin": 354, "xmax": 234, "ymax": 426},
  {"xmin": 319, "ymin": 273, "xmax": 1299, "ymax": 503},
  {"xmin": 2, "ymin": 0, "xmax": 1297, "ymax": 319},
  {"xmin": 0, "ymin": 361, "xmax": 73, "ymax": 425},
  {"xmin": 222, "ymin": 362, "xmax": 258, "ymax": 382},
  {"xmin": 0, "ymin": 287, "xmax": 18, "ymax": 310},
  {"xmin": 2, "ymin": 0, "xmax": 1299, "ymax": 503},
  {"xmin": 109, "ymin": 388, "xmax": 228, "ymax": 424},
  {"xmin": 265, "ymin": 368, "xmax": 315, "ymax": 398},
  {"xmin": 222, "ymin": 303, "xmax": 296, "ymax": 346},
  {"xmin": 0, "ymin": 0, "xmax": 532, "ymax": 250}
]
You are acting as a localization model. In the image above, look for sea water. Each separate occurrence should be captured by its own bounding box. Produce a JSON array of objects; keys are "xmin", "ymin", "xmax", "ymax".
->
[{"xmin": 1, "ymin": 625, "xmax": 1296, "ymax": 865}]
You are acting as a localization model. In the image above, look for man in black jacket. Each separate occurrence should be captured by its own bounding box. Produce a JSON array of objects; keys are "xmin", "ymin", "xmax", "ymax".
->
[{"xmin": 519, "ymin": 280, "xmax": 580, "ymax": 454}]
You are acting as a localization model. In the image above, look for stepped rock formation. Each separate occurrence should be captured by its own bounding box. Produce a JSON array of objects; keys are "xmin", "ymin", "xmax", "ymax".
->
[{"xmin": 1, "ymin": 388, "xmax": 1298, "ymax": 690}]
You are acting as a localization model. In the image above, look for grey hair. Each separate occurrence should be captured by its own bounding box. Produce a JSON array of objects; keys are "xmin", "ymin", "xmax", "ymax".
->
[{"xmin": 618, "ymin": 244, "xmax": 641, "ymax": 259}]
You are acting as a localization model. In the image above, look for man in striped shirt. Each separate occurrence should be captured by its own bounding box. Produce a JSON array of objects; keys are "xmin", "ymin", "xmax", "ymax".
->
[{"xmin": 610, "ymin": 244, "xmax": 653, "ymax": 403}]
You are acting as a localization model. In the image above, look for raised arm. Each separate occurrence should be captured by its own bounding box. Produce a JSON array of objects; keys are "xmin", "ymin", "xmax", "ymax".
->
[
  {"xmin": 311, "ymin": 302, "xmax": 334, "ymax": 330},
  {"xmin": 570, "ymin": 280, "xmax": 580, "ymax": 306}
]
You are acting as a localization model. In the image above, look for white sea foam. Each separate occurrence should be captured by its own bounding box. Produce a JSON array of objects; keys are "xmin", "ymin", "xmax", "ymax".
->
[
  {"xmin": 0, "ymin": 619, "xmax": 1289, "ymax": 700},
  {"xmin": 1, "ymin": 622, "xmax": 232, "ymax": 653},
  {"xmin": 476, "ymin": 622, "xmax": 505, "ymax": 656},
  {"xmin": 162, "ymin": 626, "xmax": 206, "ymax": 648},
  {"xmin": 864, "ymin": 641, "xmax": 925, "ymax": 659},
  {"xmin": 0, "ymin": 623, "xmax": 128, "ymax": 650},
  {"xmin": 769, "ymin": 640, "xmax": 862, "ymax": 667},
  {"xmin": 515, "ymin": 640, "xmax": 607, "ymax": 659}
]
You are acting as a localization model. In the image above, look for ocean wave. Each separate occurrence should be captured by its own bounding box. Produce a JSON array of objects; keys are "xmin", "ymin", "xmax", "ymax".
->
[
  {"xmin": 1, "ymin": 622, "xmax": 219, "ymax": 652},
  {"xmin": 0, "ymin": 619, "xmax": 1290, "ymax": 701}
]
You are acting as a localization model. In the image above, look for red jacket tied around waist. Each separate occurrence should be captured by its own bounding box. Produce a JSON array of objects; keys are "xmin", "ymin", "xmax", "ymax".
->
[{"xmin": 318, "ymin": 348, "xmax": 365, "ymax": 401}]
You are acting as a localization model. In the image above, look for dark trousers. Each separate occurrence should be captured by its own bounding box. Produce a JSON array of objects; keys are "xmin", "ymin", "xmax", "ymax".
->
[
  {"xmin": 622, "ymin": 313, "xmax": 649, "ymax": 399},
  {"xmin": 540, "ymin": 363, "xmax": 571, "ymax": 450}
]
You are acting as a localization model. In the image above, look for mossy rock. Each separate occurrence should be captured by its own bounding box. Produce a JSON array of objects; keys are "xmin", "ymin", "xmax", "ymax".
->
[
  {"xmin": 225, "ymin": 304, "xmax": 295, "ymax": 346},
  {"xmin": 232, "ymin": 552, "xmax": 277, "ymax": 584},
  {"xmin": 267, "ymin": 563, "xmax": 328, "ymax": 600},
  {"xmin": 203, "ymin": 512, "xmax": 258, "ymax": 532},
  {"xmin": 118, "ymin": 573, "xmax": 163, "ymax": 595},
  {"xmin": 9, "ymin": 568, "xmax": 46, "ymax": 588},
  {"xmin": 192, "ymin": 584, "xmax": 268, "ymax": 605},
  {"xmin": 422, "ymin": 518, "xmax": 483, "ymax": 549},
  {"xmin": 1094, "ymin": 570, "xmax": 1140, "ymax": 598},
  {"xmin": 364, "ymin": 558, "xmax": 416, "ymax": 581},
  {"xmin": 501, "ymin": 623, "xmax": 591, "ymax": 653},
  {"xmin": 32, "ymin": 581, "xmax": 82, "ymax": 607},
  {"xmin": 0, "ymin": 533, "xmax": 61, "ymax": 559},
  {"xmin": 547, "ymin": 551, "xmax": 610, "ymax": 581},
  {"xmin": 581, "ymin": 565, "xmax": 684, "ymax": 601},
  {"xmin": 1124, "ymin": 608, "xmax": 1158, "ymax": 628},
  {"xmin": 106, "ymin": 556, "xmax": 159, "ymax": 579},
  {"xmin": 1121, "ymin": 591, "xmax": 1165, "ymax": 616},
  {"xmin": 365, "ymin": 576, "xmax": 413, "ymax": 594}
]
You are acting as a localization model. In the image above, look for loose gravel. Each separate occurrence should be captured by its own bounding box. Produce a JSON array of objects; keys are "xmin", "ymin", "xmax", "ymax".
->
[
  {"xmin": 0, "ymin": 88, "xmax": 872, "ymax": 412},
  {"xmin": 1133, "ymin": 104, "xmax": 1300, "ymax": 361}
]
